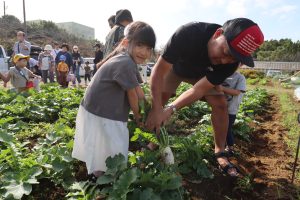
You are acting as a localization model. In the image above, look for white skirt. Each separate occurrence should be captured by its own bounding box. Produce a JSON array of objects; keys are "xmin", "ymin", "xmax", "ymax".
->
[{"xmin": 72, "ymin": 105, "xmax": 129, "ymax": 174}]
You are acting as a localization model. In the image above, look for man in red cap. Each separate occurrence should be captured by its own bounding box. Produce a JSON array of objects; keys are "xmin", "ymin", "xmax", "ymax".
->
[{"xmin": 146, "ymin": 18, "xmax": 264, "ymax": 176}]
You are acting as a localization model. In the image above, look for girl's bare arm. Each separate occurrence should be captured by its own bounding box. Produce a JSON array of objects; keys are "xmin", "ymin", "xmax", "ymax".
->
[{"xmin": 128, "ymin": 87, "xmax": 141, "ymax": 121}]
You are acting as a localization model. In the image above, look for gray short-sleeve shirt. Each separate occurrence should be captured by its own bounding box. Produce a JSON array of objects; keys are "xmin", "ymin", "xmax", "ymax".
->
[
  {"xmin": 13, "ymin": 40, "xmax": 31, "ymax": 56},
  {"xmin": 222, "ymin": 72, "xmax": 246, "ymax": 115},
  {"xmin": 81, "ymin": 53, "xmax": 139, "ymax": 122},
  {"xmin": 8, "ymin": 67, "xmax": 30, "ymax": 89}
]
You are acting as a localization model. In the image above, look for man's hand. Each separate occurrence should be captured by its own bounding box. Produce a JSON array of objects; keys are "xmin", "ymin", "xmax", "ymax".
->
[
  {"xmin": 162, "ymin": 107, "xmax": 173, "ymax": 125},
  {"xmin": 145, "ymin": 108, "xmax": 164, "ymax": 133},
  {"xmin": 215, "ymin": 85, "xmax": 223, "ymax": 92}
]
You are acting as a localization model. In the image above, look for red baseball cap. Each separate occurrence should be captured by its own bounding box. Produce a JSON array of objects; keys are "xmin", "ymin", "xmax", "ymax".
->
[{"xmin": 223, "ymin": 18, "xmax": 264, "ymax": 67}]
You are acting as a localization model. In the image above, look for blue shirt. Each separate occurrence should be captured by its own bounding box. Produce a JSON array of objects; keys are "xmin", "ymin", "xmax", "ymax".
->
[{"xmin": 55, "ymin": 51, "xmax": 73, "ymax": 69}]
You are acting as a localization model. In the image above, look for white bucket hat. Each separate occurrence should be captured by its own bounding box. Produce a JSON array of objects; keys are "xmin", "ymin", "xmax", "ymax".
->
[{"xmin": 44, "ymin": 44, "xmax": 53, "ymax": 51}]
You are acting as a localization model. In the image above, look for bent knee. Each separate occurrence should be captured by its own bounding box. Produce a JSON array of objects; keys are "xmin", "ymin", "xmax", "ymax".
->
[{"xmin": 207, "ymin": 96, "xmax": 228, "ymax": 111}]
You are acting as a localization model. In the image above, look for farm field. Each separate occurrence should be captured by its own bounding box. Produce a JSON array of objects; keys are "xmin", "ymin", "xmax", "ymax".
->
[{"xmin": 0, "ymin": 80, "xmax": 299, "ymax": 200}]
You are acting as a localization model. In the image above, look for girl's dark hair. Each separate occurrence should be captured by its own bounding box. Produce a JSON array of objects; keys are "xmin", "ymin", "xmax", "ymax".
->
[{"xmin": 97, "ymin": 21, "xmax": 156, "ymax": 69}]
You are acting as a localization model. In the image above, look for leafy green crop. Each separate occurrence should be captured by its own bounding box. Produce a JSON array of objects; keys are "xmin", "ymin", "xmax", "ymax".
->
[{"xmin": 0, "ymin": 84, "xmax": 269, "ymax": 199}]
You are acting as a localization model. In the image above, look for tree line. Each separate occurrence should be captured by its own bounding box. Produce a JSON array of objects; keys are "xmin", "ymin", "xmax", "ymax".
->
[{"xmin": 254, "ymin": 39, "xmax": 300, "ymax": 62}]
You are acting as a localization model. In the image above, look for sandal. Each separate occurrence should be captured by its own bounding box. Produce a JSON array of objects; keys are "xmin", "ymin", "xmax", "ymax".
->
[
  {"xmin": 215, "ymin": 152, "xmax": 240, "ymax": 177},
  {"xmin": 225, "ymin": 148, "xmax": 235, "ymax": 157}
]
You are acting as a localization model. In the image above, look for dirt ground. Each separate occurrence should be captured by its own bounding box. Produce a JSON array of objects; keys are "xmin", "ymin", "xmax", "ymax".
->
[{"xmin": 186, "ymin": 94, "xmax": 299, "ymax": 200}]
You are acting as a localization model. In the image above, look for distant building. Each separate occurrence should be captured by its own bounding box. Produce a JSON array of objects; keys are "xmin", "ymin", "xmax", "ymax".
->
[{"xmin": 56, "ymin": 22, "xmax": 95, "ymax": 40}]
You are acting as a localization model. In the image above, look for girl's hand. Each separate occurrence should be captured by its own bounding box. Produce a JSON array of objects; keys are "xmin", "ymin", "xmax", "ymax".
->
[{"xmin": 134, "ymin": 114, "xmax": 144, "ymax": 127}]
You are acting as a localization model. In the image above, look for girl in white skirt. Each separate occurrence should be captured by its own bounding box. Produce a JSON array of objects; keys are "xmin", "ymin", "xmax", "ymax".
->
[{"xmin": 72, "ymin": 21, "xmax": 156, "ymax": 179}]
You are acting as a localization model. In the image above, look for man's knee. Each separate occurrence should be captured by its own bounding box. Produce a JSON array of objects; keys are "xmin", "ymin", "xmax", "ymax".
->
[{"xmin": 206, "ymin": 96, "xmax": 228, "ymax": 111}]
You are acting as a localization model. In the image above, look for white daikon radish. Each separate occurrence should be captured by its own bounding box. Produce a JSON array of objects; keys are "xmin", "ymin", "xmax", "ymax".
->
[{"xmin": 158, "ymin": 127, "xmax": 174, "ymax": 165}]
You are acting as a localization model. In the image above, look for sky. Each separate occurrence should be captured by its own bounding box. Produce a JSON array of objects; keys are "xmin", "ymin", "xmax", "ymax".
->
[{"xmin": 1, "ymin": 0, "xmax": 300, "ymax": 48}]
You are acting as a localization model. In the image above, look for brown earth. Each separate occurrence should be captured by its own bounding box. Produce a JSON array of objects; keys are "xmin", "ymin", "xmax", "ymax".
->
[{"xmin": 186, "ymin": 94, "xmax": 299, "ymax": 200}]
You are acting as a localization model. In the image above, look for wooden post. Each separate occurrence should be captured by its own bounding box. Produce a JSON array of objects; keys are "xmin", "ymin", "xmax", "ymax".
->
[{"xmin": 291, "ymin": 113, "xmax": 300, "ymax": 183}]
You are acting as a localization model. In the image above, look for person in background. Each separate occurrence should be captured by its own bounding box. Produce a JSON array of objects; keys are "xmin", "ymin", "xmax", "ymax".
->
[
  {"xmin": 57, "ymin": 55, "xmax": 69, "ymax": 88},
  {"xmin": 93, "ymin": 43, "xmax": 103, "ymax": 75},
  {"xmin": 221, "ymin": 69, "xmax": 246, "ymax": 156},
  {"xmin": 72, "ymin": 21, "xmax": 156, "ymax": 181},
  {"xmin": 51, "ymin": 42, "xmax": 61, "ymax": 80},
  {"xmin": 29, "ymin": 58, "xmax": 38, "ymax": 73},
  {"xmin": 55, "ymin": 43, "xmax": 72, "ymax": 84},
  {"xmin": 72, "ymin": 45, "xmax": 83, "ymax": 86},
  {"xmin": 100, "ymin": 10, "xmax": 144, "ymax": 83},
  {"xmin": 83, "ymin": 61, "xmax": 91, "ymax": 85},
  {"xmin": 38, "ymin": 44, "xmax": 55, "ymax": 83},
  {"xmin": 12, "ymin": 31, "xmax": 31, "ymax": 57},
  {"xmin": 102, "ymin": 9, "xmax": 133, "ymax": 58},
  {"xmin": 108, "ymin": 15, "xmax": 116, "ymax": 29},
  {"xmin": 51, "ymin": 42, "xmax": 61, "ymax": 60},
  {"xmin": 1, "ymin": 54, "xmax": 40, "ymax": 92}
]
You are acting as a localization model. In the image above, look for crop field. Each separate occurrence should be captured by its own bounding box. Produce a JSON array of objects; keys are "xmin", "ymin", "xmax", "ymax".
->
[{"xmin": 0, "ymin": 81, "xmax": 299, "ymax": 200}]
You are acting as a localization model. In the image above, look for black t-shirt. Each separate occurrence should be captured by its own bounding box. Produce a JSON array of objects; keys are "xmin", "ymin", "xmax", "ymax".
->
[
  {"xmin": 162, "ymin": 22, "xmax": 239, "ymax": 85},
  {"xmin": 94, "ymin": 50, "xmax": 103, "ymax": 64}
]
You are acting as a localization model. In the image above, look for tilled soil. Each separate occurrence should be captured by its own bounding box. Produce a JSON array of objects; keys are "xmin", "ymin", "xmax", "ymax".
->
[{"xmin": 187, "ymin": 94, "xmax": 299, "ymax": 200}]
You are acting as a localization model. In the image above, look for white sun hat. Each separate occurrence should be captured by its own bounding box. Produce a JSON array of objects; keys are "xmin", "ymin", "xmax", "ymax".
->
[{"xmin": 44, "ymin": 44, "xmax": 53, "ymax": 51}]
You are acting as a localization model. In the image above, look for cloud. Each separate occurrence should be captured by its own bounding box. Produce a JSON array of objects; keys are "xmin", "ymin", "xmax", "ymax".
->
[
  {"xmin": 226, "ymin": 0, "xmax": 248, "ymax": 17},
  {"xmin": 254, "ymin": 0, "xmax": 281, "ymax": 9},
  {"xmin": 199, "ymin": 0, "xmax": 226, "ymax": 7},
  {"xmin": 269, "ymin": 5, "xmax": 297, "ymax": 16}
]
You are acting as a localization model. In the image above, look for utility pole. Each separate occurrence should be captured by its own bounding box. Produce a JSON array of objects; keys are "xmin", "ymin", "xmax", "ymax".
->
[
  {"xmin": 23, "ymin": 0, "xmax": 27, "ymax": 36},
  {"xmin": 3, "ymin": 1, "xmax": 6, "ymax": 16}
]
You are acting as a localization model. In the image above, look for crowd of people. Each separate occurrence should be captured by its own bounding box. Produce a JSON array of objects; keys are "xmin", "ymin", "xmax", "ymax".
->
[
  {"xmin": 0, "ymin": 32, "xmax": 104, "ymax": 91},
  {"xmin": 0, "ymin": 8, "xmax": 264, "ymax": 181}
]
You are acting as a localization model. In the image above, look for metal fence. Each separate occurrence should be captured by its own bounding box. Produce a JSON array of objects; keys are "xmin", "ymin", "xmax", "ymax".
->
[{"xmin": 242, "ymin": 61, "xmax": 300, "ymax": 72}]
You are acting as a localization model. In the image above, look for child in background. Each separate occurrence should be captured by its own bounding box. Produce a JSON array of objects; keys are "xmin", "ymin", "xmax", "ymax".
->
[
  {"xmin": 72, "ymin": 21, "xmax": 156, "ymax": 181},
  {"xmin": 38, "ymin": 44, "xmax": 55, "ymax": 83},
  {"xmin": 221, "ymin": 70, "xmax": 246, "ymax": 155},
  {"xmin": 1, "ymin": 54, "xmax": 41, "ymax": 92},
  {"xmin": 83, "ymin": 61, "xmax": 91, "ymax": 85},
  {"xmin": 57, "ymin": 55, "xmax": 69, "ymax": 88}
]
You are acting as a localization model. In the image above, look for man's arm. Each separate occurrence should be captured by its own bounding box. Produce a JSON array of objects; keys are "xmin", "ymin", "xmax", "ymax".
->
[
  {"xmin": 221, "ymin": 86, "xmax": 241, "ymax": 96},
  {"xmin": 145, "ymin": 56, "xmax": 172, "ymax": 131},
  {"xmin": 162, "ymin": 76, "xmax": 215, "ymax": 122},
  {"xmin": 171, "ymin": 76, "xmax": 214, "ymax": 110},
  {"xmin": 25, "ymin": 68, "xmax": 40, "ymax": 79},
  {"xmin": 149, "ymin": 56, "xmax": 172, "ymax": 110}
]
